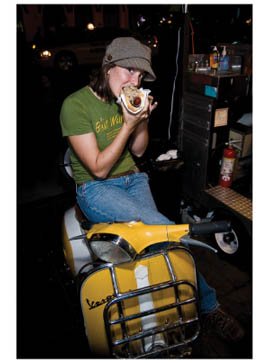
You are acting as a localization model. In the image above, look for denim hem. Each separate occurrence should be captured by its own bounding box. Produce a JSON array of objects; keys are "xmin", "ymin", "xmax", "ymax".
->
[{"xmin": 200, "ymin": 302, "xmax": 220, "ymax": 316}]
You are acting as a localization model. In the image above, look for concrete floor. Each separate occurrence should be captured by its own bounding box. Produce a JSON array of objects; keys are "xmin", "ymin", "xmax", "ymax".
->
[{"xmin": 192, "ymin": 248, "xmax": 252, "ymax": 358}]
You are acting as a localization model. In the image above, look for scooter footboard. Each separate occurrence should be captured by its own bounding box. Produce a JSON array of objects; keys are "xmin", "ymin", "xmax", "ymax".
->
[{"xmin": 80, "ymin": 246, "xmax": 200, "ymax": 358}]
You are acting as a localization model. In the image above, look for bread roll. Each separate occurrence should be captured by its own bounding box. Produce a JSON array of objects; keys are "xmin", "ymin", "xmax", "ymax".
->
[{"xmin": 118, "ymin": 85, "xmax": 151, "ymax": 114}]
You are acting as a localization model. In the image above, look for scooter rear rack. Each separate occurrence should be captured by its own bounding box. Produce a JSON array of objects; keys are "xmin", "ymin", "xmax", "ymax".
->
[{"xmin": 103, "ymin": 247, "xmax": 200, "ymax": 358}]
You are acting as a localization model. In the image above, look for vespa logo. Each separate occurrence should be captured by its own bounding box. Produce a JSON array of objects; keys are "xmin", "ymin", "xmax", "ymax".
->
[{"xmin": 86, "ymin": 294, "xmax": 116, "ymax": 310}]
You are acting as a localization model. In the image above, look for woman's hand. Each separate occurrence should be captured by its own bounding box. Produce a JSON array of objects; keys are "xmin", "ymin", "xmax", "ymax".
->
[
  {"xmin": 148, "ymin": 95, "xmax": 158, "ymax": 114},
  {"xmin": 121, "ymin": 95, "xmax": 158, "ymax": 129}
]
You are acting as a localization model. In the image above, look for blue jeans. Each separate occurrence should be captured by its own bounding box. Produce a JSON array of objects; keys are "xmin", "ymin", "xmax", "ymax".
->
[
  {"xmin": 77, "ymin": 172, "xmax": 172, "ymax": 225},
  {"xmin": 77, "ymin": 172, "xmax": 218, "ymax": 314}
]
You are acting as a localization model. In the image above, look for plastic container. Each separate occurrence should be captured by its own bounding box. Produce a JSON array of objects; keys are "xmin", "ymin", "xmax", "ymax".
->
[
  {"xmin": 219, "ymin": 46, "xmax": 229, "ymax": 71},
  {"xmin": 210, "ymin": 46, "xmax": 219, "ymax": 70}
]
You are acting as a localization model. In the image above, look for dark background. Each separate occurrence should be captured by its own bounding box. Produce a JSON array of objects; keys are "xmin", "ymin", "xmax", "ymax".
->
[
  {"xmin": 17, "ymin": 4, "xmax": 252, "ymax": 358},
  {"xmin": 17, "ymin": 4, "xmax": 252, "ymax": 191}
]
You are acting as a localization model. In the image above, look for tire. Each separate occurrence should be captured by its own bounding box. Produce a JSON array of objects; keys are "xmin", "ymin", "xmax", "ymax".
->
[
  {"xmin": 54, "ymin": 51, "xmax": 78, "ymax": 72},
  {"xmin": 209, "ymin": 208, "xmax": 252, "ymax": 273}
]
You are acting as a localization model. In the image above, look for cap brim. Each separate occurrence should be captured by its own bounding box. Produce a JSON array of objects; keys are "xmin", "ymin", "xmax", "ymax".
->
[{"xmin": 115, "ymin": 58, "xmax": 156, "ymax": 82}]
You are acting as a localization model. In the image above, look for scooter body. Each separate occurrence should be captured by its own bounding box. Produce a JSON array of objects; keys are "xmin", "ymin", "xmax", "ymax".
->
[{"xmin": 62, "ymin": 205, "xmax": 230, "ymax": 358}]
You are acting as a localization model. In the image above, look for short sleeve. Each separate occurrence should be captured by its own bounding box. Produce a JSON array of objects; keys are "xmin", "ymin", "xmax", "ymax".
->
[{"xmin": 60, "ymin": 95, "xmax": 94, "ymax": 136}]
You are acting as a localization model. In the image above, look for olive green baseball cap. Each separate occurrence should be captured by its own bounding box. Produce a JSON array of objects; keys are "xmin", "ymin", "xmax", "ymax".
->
[{"xmin": 102, "ymin": 37, "xmax": 156, "ymax": 81}]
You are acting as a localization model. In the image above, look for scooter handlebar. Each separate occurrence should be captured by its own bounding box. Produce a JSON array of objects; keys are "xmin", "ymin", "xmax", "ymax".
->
[{"xmin": 190, "ymin": 220, "xmax": 231, "ymax": 235}]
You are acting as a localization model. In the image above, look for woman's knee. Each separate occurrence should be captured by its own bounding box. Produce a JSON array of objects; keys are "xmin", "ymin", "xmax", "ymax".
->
[{"xmin": 140, "ymin": 210, "xmax": 174, "ymax": 225}]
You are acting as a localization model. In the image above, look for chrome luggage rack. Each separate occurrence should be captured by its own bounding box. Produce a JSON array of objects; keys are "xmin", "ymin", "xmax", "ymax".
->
[{"xmin": 103, "ymin": 247, "xmax": 201, "ymax": 358}]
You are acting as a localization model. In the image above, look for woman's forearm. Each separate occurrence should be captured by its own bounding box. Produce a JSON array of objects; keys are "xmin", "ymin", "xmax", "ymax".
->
[
  {"xmin": 68, "ymin": 122, "xmax": 137, "ymax": 179},
  {"xmin": 129, "ymin": 120, "xmax": 149, "ymax": 157}
]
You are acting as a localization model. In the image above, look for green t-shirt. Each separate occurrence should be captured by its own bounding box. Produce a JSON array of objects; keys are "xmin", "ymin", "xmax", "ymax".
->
[{"xmin": 60, "ymin": 86, "xmax": 136, "ymax": 184}]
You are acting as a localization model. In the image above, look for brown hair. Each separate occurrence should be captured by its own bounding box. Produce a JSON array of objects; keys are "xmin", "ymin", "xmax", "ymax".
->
[{"xmin": 89, "ymin": 64, "xmax": 116, "ymax": 103}]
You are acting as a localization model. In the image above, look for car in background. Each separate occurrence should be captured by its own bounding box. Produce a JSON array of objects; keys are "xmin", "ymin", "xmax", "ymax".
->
[{"xmin": 32, "ymin": 27, "xmax": 159, "ymax": 72}]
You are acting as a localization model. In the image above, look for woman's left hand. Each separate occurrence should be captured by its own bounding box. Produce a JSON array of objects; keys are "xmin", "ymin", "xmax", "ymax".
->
[
  {"xmin": 121, "ymin": 95, "xmax": 158, "ymax": 128},
  {"xmin": 148, "ymin": 95, "xmax": 158, "ymax": 114}
]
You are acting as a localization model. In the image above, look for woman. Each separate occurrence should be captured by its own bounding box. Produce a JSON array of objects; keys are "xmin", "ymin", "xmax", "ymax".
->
[
  {"xmin": 60, "ymin": 37, "xmax": 170, "ymax": 225},
  {"xmin": 60, "ymin": 37, "xmax": 244, "ymax": 343}
]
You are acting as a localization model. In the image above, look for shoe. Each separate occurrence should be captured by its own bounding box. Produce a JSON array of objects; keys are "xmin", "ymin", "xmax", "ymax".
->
[{"xmin": 202, "ymin": 307, "xmax": 245, "ymax": 342}]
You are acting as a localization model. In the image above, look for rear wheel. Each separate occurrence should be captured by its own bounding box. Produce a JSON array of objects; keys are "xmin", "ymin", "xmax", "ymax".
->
[{"xmin": 210, "ymin": 208, "xmax": 252, "ymax": 273}]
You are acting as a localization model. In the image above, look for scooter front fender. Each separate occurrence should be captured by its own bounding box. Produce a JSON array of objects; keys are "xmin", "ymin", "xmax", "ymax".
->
[{"xmin": 86, "ymin": 221, "xmax": 190, "ymax": 254}]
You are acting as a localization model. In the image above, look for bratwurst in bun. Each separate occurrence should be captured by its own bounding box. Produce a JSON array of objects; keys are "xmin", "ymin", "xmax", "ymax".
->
[{"xmin": 117, "ymin": 85, "xmax": 151, "ymax": 114}]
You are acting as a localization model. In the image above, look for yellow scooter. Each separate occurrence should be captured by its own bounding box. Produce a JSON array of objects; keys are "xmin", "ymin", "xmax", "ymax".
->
[
  {"xmin": 60, "ymin": 148, "xmax": 231, "ymax": 358},
  {"xmin": 62, "ymin": 203, "xmax": 231, "ymax": 358}
]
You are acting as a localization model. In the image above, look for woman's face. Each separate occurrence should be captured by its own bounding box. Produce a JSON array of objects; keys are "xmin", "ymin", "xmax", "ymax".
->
[{"xmin": 107, "ymin": 66, "xmax": 145, "ymax": 97}]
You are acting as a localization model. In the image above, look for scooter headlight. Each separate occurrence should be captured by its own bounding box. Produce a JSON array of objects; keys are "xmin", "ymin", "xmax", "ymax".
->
[{"xmin": 89, "ymin": 233, "xmax": 137, "ymax": 264}]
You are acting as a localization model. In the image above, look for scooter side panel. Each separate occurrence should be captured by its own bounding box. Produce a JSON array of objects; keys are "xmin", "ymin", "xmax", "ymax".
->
[
  {"xmin": 63, "ymin": 207, "xmax": 94, "ymax": 275},
  {"xmin": 80, "ymin": 267, "xmax": 117, "ymax": 356}
]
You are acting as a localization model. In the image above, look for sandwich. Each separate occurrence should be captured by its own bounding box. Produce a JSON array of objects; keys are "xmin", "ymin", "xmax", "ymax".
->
[{"xmin": 117, "ymin": 85, "xmax": 151, "ymax": 114}]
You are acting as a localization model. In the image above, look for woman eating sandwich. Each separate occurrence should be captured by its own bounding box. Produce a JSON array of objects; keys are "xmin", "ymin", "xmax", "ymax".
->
[{"xmin": 59, "ymin": 37, "xmax": 244, "ymax": 344}]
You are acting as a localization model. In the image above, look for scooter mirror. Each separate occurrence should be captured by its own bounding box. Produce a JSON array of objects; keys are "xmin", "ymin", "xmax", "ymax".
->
[{"xmin": 89, "ymin": 233, "xmax": 137, "ymax": 264}]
